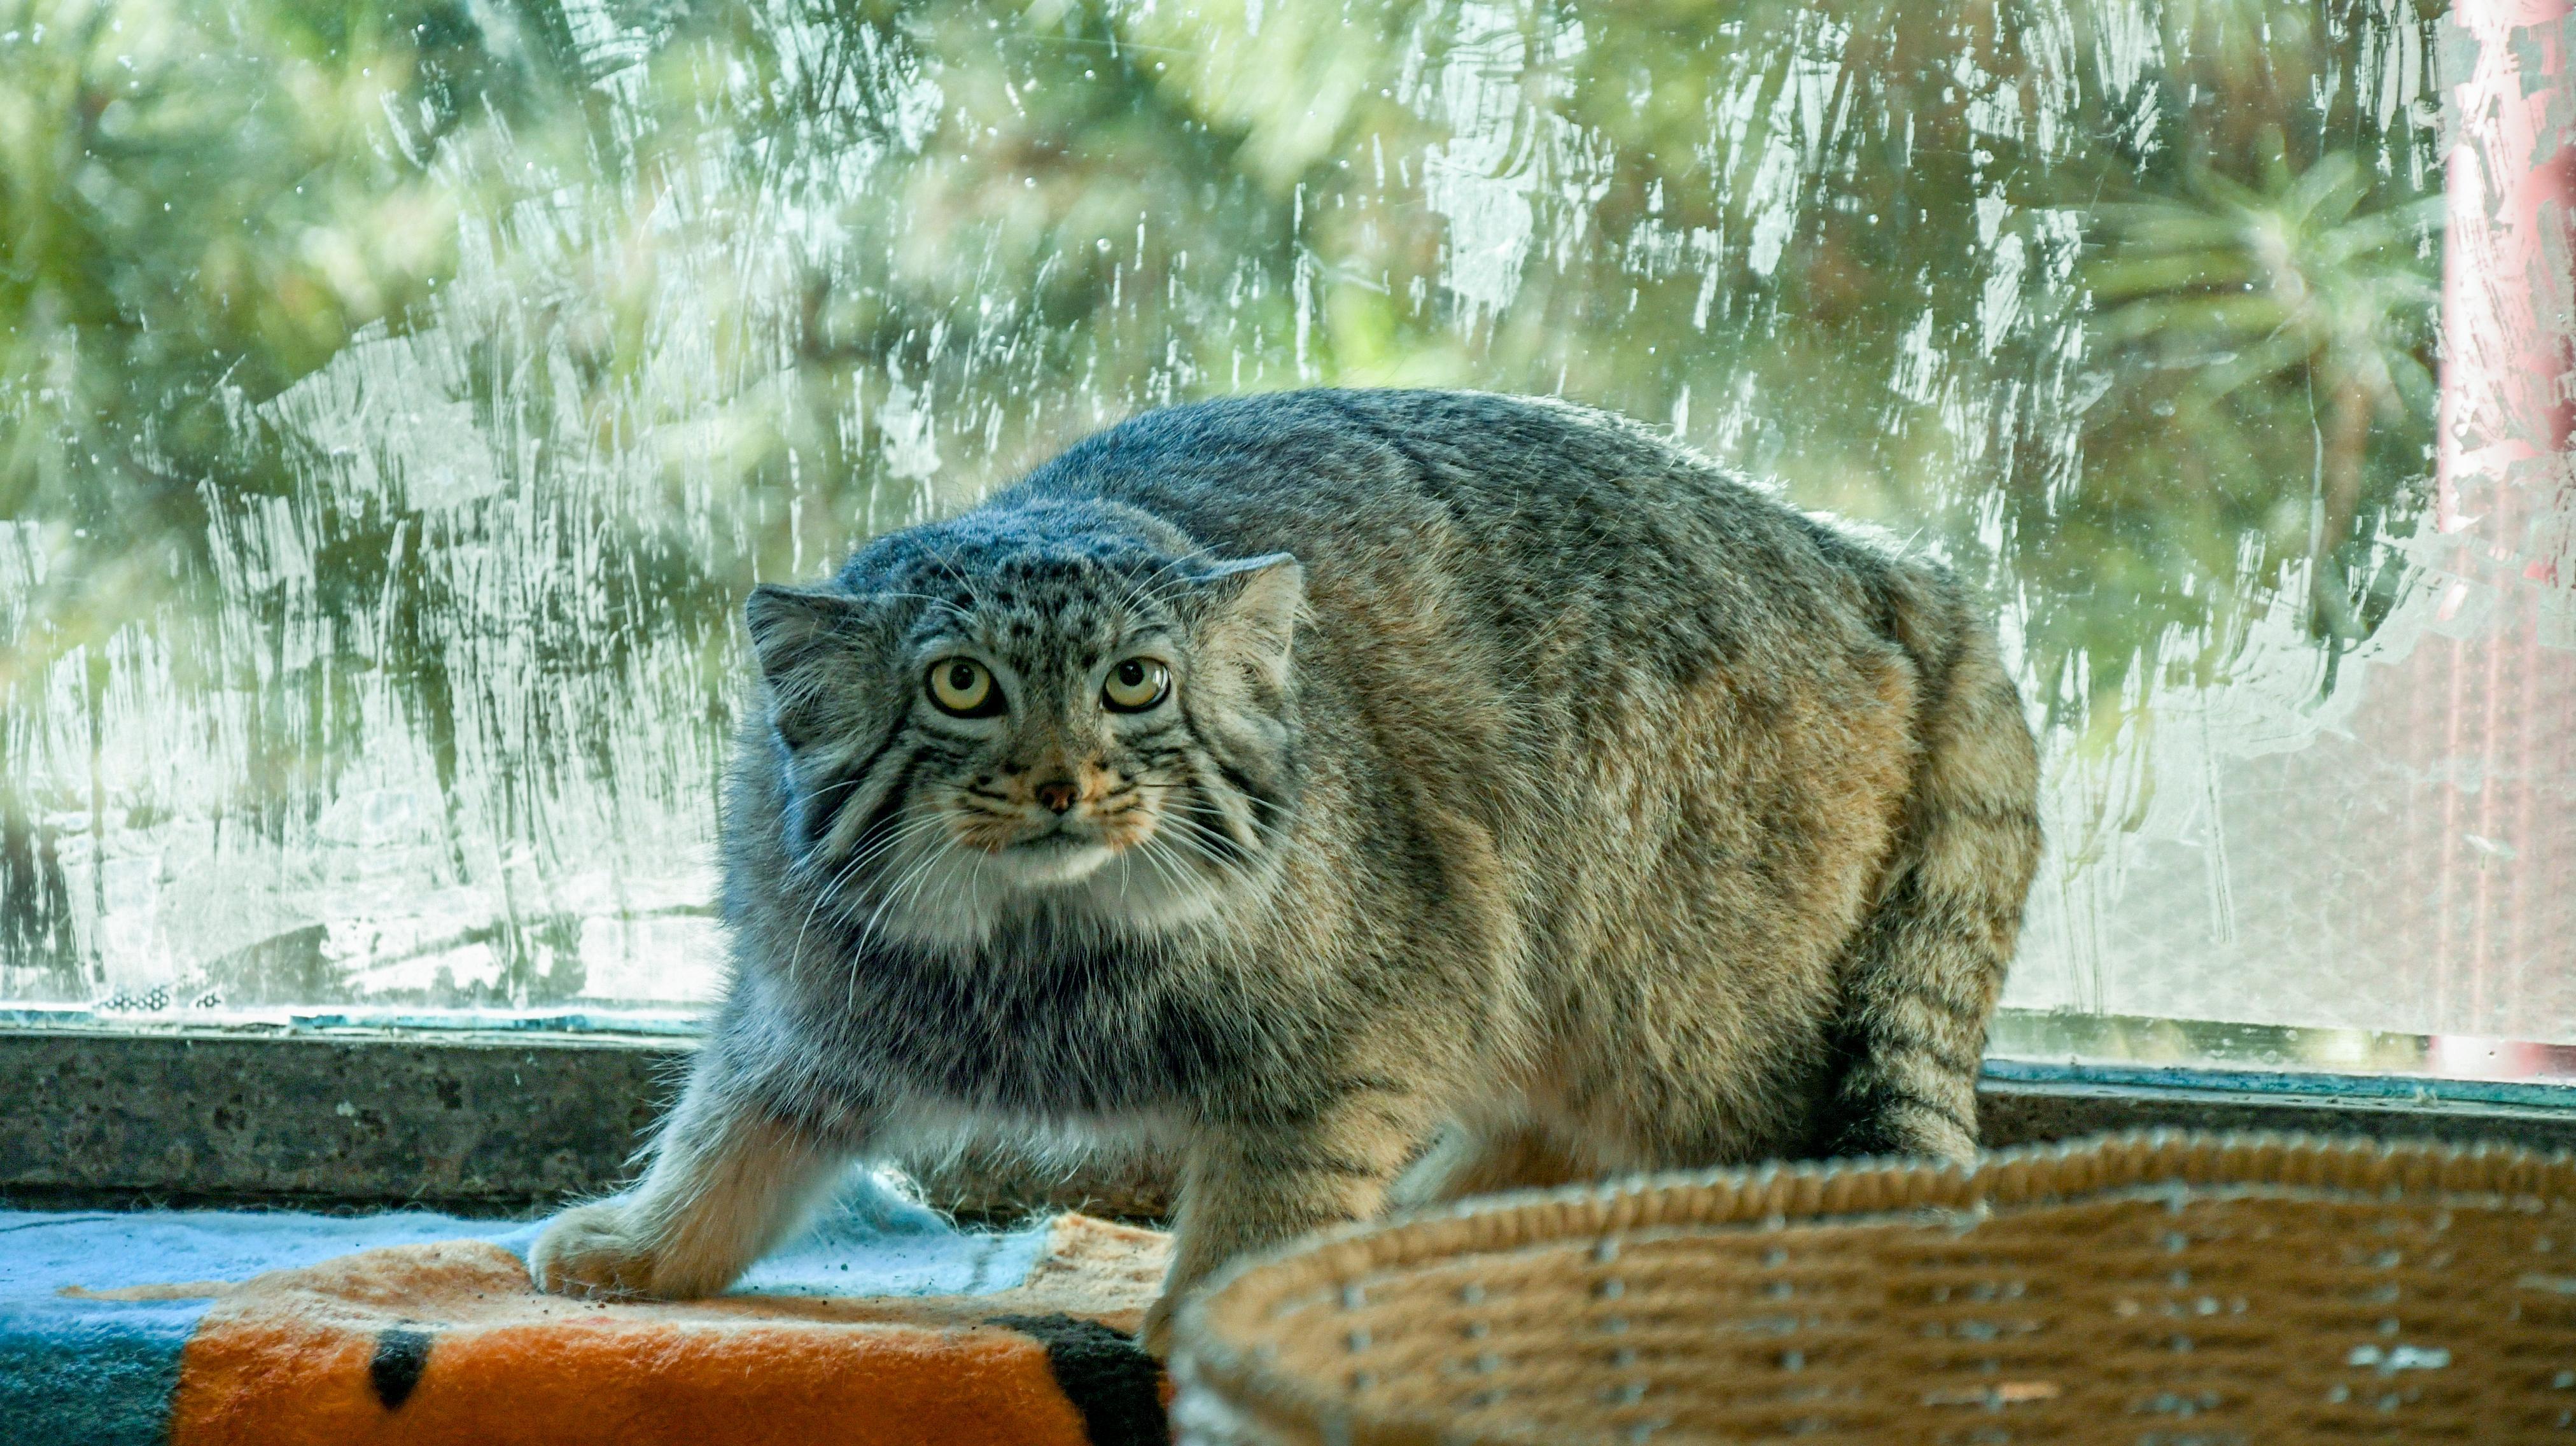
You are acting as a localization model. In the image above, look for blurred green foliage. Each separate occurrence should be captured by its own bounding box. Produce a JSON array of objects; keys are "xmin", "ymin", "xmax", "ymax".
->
[{"xmin": 0, "ymin": 0, "xmax": 2446, "ymax": 1002}]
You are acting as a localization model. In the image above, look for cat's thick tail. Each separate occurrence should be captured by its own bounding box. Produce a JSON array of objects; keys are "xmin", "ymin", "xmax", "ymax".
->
[{"xmin": 1823, "ymin": 562, "xmax": 2043, "ymax": 1162}]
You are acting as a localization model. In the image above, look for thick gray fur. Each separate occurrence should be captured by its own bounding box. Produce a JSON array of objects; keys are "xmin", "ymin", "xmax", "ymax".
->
[{"xmin": 528, "ymin": 388, "xmax": 2044, "ymax": 1349}]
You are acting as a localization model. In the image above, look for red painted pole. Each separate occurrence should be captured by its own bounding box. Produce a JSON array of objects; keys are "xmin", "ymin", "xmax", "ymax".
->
[{"xmin": 2423, "ymin": 0, "xmax": 2572, "ymax": 1077}]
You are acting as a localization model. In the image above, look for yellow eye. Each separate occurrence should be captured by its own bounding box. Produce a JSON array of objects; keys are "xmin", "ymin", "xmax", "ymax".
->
[
  {"xmin": 927, "ymin": 658, "xmax": 1001, "ymax": 717},
  {"xmin": 1102, "ymin": 657, "xmax": 1170, "ymax": 712}
]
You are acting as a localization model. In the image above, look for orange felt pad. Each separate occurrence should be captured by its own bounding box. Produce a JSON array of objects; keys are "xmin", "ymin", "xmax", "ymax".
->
[{"xmin": 165, "ymin": 1218, "xmax": 1172, "ymax": 1446}]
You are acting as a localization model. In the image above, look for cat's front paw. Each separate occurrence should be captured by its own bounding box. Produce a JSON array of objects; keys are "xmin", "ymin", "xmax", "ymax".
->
[{"xmin": 529, "ymin": 1200, "xmax": 671, "ymax": 1300}]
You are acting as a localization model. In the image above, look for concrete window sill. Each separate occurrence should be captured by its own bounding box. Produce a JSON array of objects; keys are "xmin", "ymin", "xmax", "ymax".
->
[{"xmin": 8, "ymin": 1028, "xmax": 2572, "ymax": 1220}]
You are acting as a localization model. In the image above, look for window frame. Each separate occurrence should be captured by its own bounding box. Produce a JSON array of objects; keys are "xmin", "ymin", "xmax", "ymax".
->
[{"xmin": 10, "ymin": 1023, "xmax": 2573, "ymax": 1219}]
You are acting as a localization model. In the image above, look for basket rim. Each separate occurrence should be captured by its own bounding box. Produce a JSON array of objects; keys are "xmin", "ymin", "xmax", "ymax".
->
[{"xmin": 1167, "ymin": 1127, "xmax": 2576, "ymax": 1446}]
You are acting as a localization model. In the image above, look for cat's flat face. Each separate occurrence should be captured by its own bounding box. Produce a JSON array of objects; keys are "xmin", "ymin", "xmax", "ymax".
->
[{"xmin": 743, "ymin": 500, "xmax": 1301, "ymax": 959}]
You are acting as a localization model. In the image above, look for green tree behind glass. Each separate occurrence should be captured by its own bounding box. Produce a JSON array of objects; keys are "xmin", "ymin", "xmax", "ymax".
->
[{"xmin": 0, "ymin": 0, "xmax": 2444, "ymax": 1004}]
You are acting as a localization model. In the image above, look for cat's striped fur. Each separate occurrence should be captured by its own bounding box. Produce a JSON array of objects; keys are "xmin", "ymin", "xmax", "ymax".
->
[{"xmin": 529, "ymin": 389, "xmax": 2043, "ymax": 1351}]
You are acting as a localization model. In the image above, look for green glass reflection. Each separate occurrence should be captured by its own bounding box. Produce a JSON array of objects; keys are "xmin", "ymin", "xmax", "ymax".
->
[{"xmin": 0, "ymin": 0, "xmax": 2447, "ymax": 1014}]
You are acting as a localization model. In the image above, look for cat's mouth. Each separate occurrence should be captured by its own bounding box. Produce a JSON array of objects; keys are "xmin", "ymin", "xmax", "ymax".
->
[
  {"xmin": 867, "ymin": 799, "xmax": 1225, "ymax": 950},
  {"xmin": 942, "ymin": 808, "xmax": 1154, "ymax": 888},
  {"xmin": 953, "ymin": 793, "xmax": 1159, "ymax": 853},
  {"xmin": 940, "ymin": 782, "xmax": 1178, "ymax": 892},
  {"xmin": 995, "ymin": 829, "xmax": 1119, "ymax": 885}
]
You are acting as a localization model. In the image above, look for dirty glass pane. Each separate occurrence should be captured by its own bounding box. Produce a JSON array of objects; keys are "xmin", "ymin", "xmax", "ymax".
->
[{"xmin": 2, "ymin": 0, "xmax": 2568, "ymax": 1077}]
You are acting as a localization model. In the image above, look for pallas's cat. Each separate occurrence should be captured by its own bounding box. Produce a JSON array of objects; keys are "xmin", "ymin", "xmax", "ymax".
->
[{"xmin": 530, "ymin": 390, "xmax": 2042, "ymax": 1349}]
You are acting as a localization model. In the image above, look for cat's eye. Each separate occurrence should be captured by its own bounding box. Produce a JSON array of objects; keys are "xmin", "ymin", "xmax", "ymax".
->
[
  {"xmin": 927, "ymin": 657, "xmax": 1003, "ymax": 717},
  {"xmin": 1102, "ymin": 657, "xmax": 1170, "ymax": 712}
]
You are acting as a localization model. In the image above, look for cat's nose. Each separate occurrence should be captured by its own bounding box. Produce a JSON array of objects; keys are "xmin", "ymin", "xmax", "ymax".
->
[{"xmin": 1033, "ymin": 778, "xmax": 1077, "ymax": 814}]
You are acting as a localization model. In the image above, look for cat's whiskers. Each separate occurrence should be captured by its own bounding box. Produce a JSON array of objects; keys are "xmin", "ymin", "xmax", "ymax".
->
[
  {"xmin": 1126, "ymin": 829, "xmax": 1194, "ymax": 897},
  {"xmin": 886, "ymin": 831, "xmax": 976, "ymax": 952},
  {"xmin": 1129, "ymin": 780, "xmax": 1300, "ymax": 863},
  {"xmin": 830, "ymin": 811, "xmax": 956, "ymax": 893},
  {"xmin": 790, "ymin": 820, "xmax": 917, "ymax": 970},
  {"xmin": 788, "ymin": 811, "xmax": 953, "ymax": 978},
  {"xmin": 1155, "ymin": 816, "xmax": 1296, "ymax": 919},
  {"xmin": 847, "ymin": 834, "xmax": 963, "ymax": 990},
  {"xmin": 1144, "ymin": 824, "xmax": 1224, "ymax": 884},
  {"xmin": 1145, "ymin": 806, "xmax": 1236, "ymax": 860},
  {"xmin": 1151, "ymin": 808, "xmax": 1308, "ymax": 941},
  {"xmin": 1109, "ymin": 550, "xmax": 1205, "ymax": 620},
  {"xmin": 786, "ymin": 850, "xmax": 868, "ymax": 983},
  {"xmin": 966, "ymin": 840, "xmax": 992, "ymax": 925},
  {"xmin": 1143, "ymin": 818, "xmax": 1291, "ymax": 940},
  {"xmin": 1133, "ymin": 766, "xmax": 1264, "ymax": 850}
]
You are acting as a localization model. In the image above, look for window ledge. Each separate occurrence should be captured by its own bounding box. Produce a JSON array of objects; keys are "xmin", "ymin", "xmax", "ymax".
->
[{"xmin": 5, "ymin": 1028, "xmax": 2569, "ymax": 1219}]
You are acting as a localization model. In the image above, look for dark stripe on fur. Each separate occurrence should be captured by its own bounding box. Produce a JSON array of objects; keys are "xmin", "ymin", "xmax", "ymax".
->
[
  {"xmin": 836, "ymin": 751, "xmax": 921, "ymax": 864},
  {"xmin": 1317, "ymin": 389, "xmax": 1449, "ymax": 496},
  {"xmin": 1832, "ymin": 1070, "xmax": 1978, "ymax": 1151},
  {"xmin": 796, "ymin": 727, "xmax": 907, "ymax": 853},
  {"xmin": 1872, "ymin": 1026, "xmax": 1987, "ymax": 1077},
  {"xmin": 1182, "ymin": 783, "xmax": 1249, "ymax": 864},
  {"xmin": 1212, "ymin": 762, "xmax": 1276, "ymax": 827}
]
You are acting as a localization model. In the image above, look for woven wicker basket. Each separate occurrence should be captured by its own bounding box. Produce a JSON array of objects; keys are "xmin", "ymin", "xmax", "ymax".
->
[{"xmin": 1169, "ymin": 1131, "xmax": 2576, "ymax": 1444}]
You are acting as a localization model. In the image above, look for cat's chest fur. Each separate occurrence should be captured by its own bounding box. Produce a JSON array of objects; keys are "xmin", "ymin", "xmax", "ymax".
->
[{"xmin": 788, "ymin": 923, "xmax": 1302, "ymax": 1118}]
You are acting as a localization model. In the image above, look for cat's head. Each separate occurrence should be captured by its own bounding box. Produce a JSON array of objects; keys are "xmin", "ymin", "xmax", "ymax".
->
[{"xmin": 742, "ymin": 498, "xmax": 1303, "ymax": 956}]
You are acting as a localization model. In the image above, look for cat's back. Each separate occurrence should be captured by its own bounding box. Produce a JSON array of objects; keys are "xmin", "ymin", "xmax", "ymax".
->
[
  {"xmin": 1007, "ymin": 388, "xmax": 1917, "ymax": 694},
  {"xmin": 1011, "ymin": 387, "xmax": 1781, "ymax": 563},
  {"xmin": 995, "ymin": 390, "xmax": 1977, "ymax": 1114}
]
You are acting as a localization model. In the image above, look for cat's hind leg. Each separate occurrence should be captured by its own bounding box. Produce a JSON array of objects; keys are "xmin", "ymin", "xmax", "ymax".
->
[
  {"xmin": 1821, "ymin": 607, "xmax": 2041, "ymax": 1162},
  {"xmin": 1387, "ymin": 1121, "xmax": 1596, "ymax": 1211},
  {"xmin": 531, "ymin": 1076, "xmax": 848, "ymax": 1300},
  {"xmin": 1143, "ymin": 1083, "xmax": 1439, "ymax": 1355}
]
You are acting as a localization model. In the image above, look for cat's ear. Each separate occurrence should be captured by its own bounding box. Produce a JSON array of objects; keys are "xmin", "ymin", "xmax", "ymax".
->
[
  {"xmin": 1194, "ymin": 552, "xmax": 1304, "ymax": 689},
  {"xmin": 743, "ymin": 583, "xmax": 872, "ymax": 682},
  {"xmin": 746, "ymin": 584, "xmax": 901, "ymax": 752}
]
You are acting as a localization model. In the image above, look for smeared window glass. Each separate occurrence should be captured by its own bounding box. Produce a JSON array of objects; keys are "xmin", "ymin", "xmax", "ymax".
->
[{"xmin": 1, "ymin": 0, "xmax": 2566, "ymax": 1076}]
